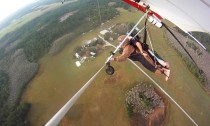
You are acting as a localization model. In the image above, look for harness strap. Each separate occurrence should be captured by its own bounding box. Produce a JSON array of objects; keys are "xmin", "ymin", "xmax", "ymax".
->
[
  {"xmin": 143, "ymin": 18, "xmax": 147, "ymax": 45},
  {"xmin": 146, "ymin": 24, "xmax": 158, "ymax": 67}
]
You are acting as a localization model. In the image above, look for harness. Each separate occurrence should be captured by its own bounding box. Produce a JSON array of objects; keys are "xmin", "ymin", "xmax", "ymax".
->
[{"xmin": 129, "ymin": 21, "xmax": 166, "ymax": 68}]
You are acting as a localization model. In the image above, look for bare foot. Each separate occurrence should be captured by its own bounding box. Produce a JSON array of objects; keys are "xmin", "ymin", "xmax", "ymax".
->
[
  {"xmin": 165, "ymin": 76, "xmax": 169, "ymax": 81},
  {"xmin": 165, "ymin": 62, "xmax": 170, "ymax": 69},
  {"xmin": 164, "ymin": 69, "xmax": 170, "ymax": 81}
]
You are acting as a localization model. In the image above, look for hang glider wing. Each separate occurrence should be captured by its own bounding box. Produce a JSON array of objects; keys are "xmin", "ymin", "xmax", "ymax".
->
[{"xmin": 123, "ymin": 0, "xmax": 210, "ymax": 33}]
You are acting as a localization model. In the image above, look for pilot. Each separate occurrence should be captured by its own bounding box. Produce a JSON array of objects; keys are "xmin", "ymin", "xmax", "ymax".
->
[{"xmin": 111, "ymin": 35, "xmax": 170, "ymax": 81}]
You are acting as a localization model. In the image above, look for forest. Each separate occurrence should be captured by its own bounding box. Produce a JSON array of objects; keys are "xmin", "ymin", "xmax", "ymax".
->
[{"xmin": 0, "ymin": 70, "xmax": 31, "ymax": 126}]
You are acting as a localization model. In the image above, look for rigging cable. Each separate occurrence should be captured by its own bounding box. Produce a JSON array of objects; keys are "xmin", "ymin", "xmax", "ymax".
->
[
  {"xmin": 162, "ymin": 23, "xmax": 198, "ymax": 66},
  {"xmin": 146, "ymin": 25, "xmax": 157, "ymax": 67}
]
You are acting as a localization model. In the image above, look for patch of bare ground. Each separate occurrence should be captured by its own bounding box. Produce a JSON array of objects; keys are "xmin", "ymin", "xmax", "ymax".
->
[
  {"xmin": 59, "ymin": 10, "xmax": 78, "ymax": 22},
  {"xmin": 103, "ymin": 70, "xmax": 124, "ymax": 85},
  {"xmin": 130, "ymin": 113, "xmax": 147, "ymax": 126},
  {"xmin": 130, "ymin": 107, "xmax": 166, "ymax": 126},
  {"xmin": 126, "ymin": 83, "xmax": 167, "ymax": 126},
  {"xmin": 148, "ymin": 106, "xmax": 166, "ymax": 126},
  {"xmin": 108, "ymin": 2, "xmax": 116, "ymax": 7},
  {"xmin": 48, "ymin": 33, "xmax": 73, "ymax": 55},
  {"xmin": 165, "ymin": 28, "xmax": 210, "ymax": 92}
]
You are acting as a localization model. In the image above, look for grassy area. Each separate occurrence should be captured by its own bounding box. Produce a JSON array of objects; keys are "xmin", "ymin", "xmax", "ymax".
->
[{"xmin": 21, "ymin": 8, "xmax": 210, "ymax": 126}]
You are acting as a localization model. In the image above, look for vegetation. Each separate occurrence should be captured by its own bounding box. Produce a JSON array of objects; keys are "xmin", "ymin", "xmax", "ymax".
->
[
  {"xmin": 126, "ymin": 83, "xmax": 153, "ymax": 118},
  {"xmin": 125, "ymin": 83, "xmax": 164, "ymax": 117},
  {"xmin": 0, "ymin": 103, "xmax": 31, "ymax": 126},
  {"xmin": 0, "ymin": 70, "xmax": 31, "ymax": 126},
  {"xmin": 0, "ymin": 70, "xmax": 9, "ymax": 107},
  {"xmin": 139, "ymin": 93, "xmax": 152, "ymax": 110},
  {"xmin": 126, "ymin": 103, "xmax": 134, "ymax": 117},
  {"xmin": 182, "ymin": 57, "xmax": 207, "ymax": 85},
  {"xmin": 125, "ymin": 83, "xmax": 166, "ymax": 126}
]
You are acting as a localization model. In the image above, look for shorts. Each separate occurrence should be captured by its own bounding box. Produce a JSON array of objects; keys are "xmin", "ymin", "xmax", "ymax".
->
[{"xmin": 129, "ymin": 53, "xmax": 157, "ymax": 72}]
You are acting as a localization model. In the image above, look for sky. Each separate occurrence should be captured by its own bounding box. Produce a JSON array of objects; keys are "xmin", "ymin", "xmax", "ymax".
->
[{"xmin": 0, "ymin": 0, "xmax": 37, "ymax": 22}]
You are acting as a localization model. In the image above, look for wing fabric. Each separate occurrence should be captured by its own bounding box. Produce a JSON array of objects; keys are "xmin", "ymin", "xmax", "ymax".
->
[{"xmin": 123, "ymin": 0, "xmax": 210, "ymax": 33}]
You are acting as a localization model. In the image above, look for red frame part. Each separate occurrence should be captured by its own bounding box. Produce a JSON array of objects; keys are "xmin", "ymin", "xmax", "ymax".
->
[{"xmin": 122, "ymin": 0, "xmax": 163, "ymax": 20}]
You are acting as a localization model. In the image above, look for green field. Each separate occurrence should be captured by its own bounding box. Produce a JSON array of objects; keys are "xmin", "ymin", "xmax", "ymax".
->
[{"xmin": 21, "ymin": 8, "xmax": 210, "ymax": 126}]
